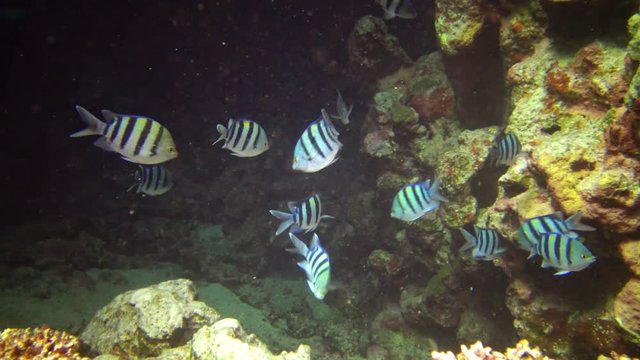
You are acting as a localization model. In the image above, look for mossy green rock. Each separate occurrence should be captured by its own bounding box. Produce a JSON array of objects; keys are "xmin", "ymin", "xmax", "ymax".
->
[
  {"xmin": 81, "ymin": 279, "xmax": 220, "ymax": 358},
  {"xmin": 627, "ymin": 13, "xmax": 640, "ymax": 61},
  {"xmin": 435, "ymin": 0, "xmax": 485, "ymax": 56}
]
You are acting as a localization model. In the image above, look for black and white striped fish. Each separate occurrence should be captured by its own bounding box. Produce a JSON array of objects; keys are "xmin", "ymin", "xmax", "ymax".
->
[
  {"xmin": 390, "ymin": 178, "xmax": 448, "ymax": 222},
  {"xmin": 288, "ymin": 233, "xmax": 331, "ymax": 300},
  {"xmin": 376, "ymin": 0, "xmax": 417, "ymax": 20},
  {"xmin": 517, "ymin": 211, "xmax": 595, "ymax": 258},
  {"xmin": 70, "ymin": 105, "xmax": 178, "ymax": 164},
  {"xmin": 489, "ymin": 132, "xmax": 521, "ymax": 166},
  {"xmin": 127, "ymin": 165, "xmax": 173, "ymax": 196},
  {"xmin": 292, "ymin": 109, "xmax": 342, "ymax": 173},
  {"xmin": 459, "ymin": 226, "xmax": 506, "ymax": 261},
  {"xmin": 212, "ymin": 119, "xmax": 269, "ymax": 157},
  {"xmin": 535, "ymin": 233, "xmax": 596, "ymax": 275},
  {"xmin": 269, "ymin": 194, "xmax": 334, "ymax": 236}
]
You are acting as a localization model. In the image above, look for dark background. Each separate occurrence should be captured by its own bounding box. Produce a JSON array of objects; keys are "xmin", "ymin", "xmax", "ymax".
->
[{"xmin": 0, "ymin": 0, "xmax": 435, "ymax": 227}]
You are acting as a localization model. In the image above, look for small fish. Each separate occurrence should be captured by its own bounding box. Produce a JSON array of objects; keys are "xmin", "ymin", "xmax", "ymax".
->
[
  {"xmin": 331, "ymin": 89, "xmax": 353, "ymax": 125},
  {"xmin": 489, "ymin": 132, "xmax": 521, "ymax": 166},
  {"xmin": 459, "ymin": 226, "xmax": 506, "ymax": 261},
  {"xmin": 288, "ymin": 233, "xmax": 331, "ymax": 300},
  {"xmin": 269, "ymin": 194, "xmax": 334, "ymax": 236},
  {"xmin": 517, "ymin": 211, "xmax": 595, "ymax": 258},
  {"xmin": 70, "ymin": 105, "xmax": 178, "ymax": 164},
  {"xmin": 292, "ymin": 109, "xmax": 342, "ymax": 173},
  {"xmin": 376, "ymin": 0, "xmax": 417, "ymax": 20},
  {"xmin": 390, "ymin": 178, "xmax": 448, "ymax": 222},
  {"xmin": 127, "ymin": 165, "xmax": 173, "ymax": 196},
  {"xmin": 212, "ymin": 119, "xmax": 269, "ymax": 157},
  {"xmin": 535, "ymin": 233, "xmax": 596, "ymax": 275}
]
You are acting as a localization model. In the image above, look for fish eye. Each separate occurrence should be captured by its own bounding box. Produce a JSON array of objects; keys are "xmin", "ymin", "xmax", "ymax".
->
[{"xmin": 167, "ymin": 146, "xmax": 176, "ymax": 153}]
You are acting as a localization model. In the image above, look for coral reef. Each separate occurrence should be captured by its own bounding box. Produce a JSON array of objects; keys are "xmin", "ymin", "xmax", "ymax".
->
[
  {"xmin": 347, "ymin": 15, "xmax": 413, "ymax": 84},
  {"xmin": 435, "ymin": 0, "xmax": 485, "ymax": 56},
  {"xmin": 431, "ymin": 339, "xmax": 550, "ymax": 360},
  {"xmin": 0, "ymin": 326, "xmax": 90, "ymax": 360}
]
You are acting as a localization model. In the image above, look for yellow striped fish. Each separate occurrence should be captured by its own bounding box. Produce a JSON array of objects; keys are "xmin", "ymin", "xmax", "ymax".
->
[
  {"xmin": 212, "ymin": 118, "xmax": 269, "ymax": 157},
  {"xmin": 70, "ymin": 105, "xmax": 178, "ymax": 164}
]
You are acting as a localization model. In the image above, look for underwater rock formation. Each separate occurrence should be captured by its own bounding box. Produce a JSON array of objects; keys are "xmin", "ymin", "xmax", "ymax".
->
[
  {"xmin": 81, "ymin": 279, "xmax": 311, "ymax": 359},
  {"xmin": 0, "ymin": 326, "xmax": 90, "ymax": 360},
  {"xmin": 434, "ymin": 0, "xmax": 485, "ymax": 57},
  {"xmin": 81, "ymin": 279, "xmax": 220, "ymax": 357},
  {"xmin": 347, "ymin": 15, "xmax": 412, "ymax": 85}
]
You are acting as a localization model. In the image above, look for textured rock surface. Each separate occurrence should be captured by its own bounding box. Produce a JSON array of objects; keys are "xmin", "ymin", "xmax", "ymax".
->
[
  {"xmin": 347, "ymin": 15, "xmax": 412, "ymax": 83},
  {"xmin": 435, "ymin": 0, "xmax": 485, "ymax": 56},
  {"xmin": 81, "ymin": 279, "xmax": 220, "ymax": 358},
  {"xmin": 191, "ymin": 319, "xmax": 311, "ymax": 360}
]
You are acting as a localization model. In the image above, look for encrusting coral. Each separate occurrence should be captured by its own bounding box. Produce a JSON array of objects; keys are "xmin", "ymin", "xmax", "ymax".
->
[
  {"xmin": 0, "ymin": 326, "xmax": 90, "ymax": 360},
  {"xmin": 431, "ymin": 339, "xmax": 551, "ymax": 360}
]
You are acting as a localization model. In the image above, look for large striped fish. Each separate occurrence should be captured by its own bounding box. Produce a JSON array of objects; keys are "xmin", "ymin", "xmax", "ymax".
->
[
  {"xmin": 390, "ymin": 178, "xmax": 448, "ymax": 222},
  {"xmin": 535, "ymin": 233, "xmax": 596, "ymax": 275},
  {"xmin": 127, "ymin": 164, "xmax": 173, "ymax": 196},
  {"xmin": 288, "ymin": 233, "xmax": 331, "ymax": 300},
  {"xmin": 489, "ymin": 132, "xmax": 521, "ymax": 166},
  {"xmin": 459, "ymin": 226, "xmax": 506, "ymax": 261},
  {"xmin": 269, "ymin": 194, "xmax": 334, "ymax": 236},
  {"xmin": 292, "ymin": 109, "xmax": 342, "ymax": 173},
  {"xmin": 70, "ymin": 106, "xmax": 178, "ymax": 164},
  {"xmin": 517, "ymin": 211, "xmax": 595, "ymax": 258},
  {"xmin": 212, "ymin": 119, "xmax": 269, "ymax": 157}
]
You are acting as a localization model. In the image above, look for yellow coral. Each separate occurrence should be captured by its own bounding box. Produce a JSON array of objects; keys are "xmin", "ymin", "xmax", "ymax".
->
[{"xmin": 0, "ymin": 326, "xmax": 90, "ymax": 360}]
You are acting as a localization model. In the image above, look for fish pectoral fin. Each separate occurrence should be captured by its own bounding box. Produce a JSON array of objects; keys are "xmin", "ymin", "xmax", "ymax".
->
[
  {"xmin": 540, "ymin": 260, "xmax": 552, "ymax": 268},
  {"xmin": 320, "ymin": 215, "xmax": 335, "ymax": 220},
  {"xmin": 93, "ymin": 137, "xmax": 113, "ymax": 152},
  {"xmin": 554, "ymin": 270, "xmax": 571, "ymax": 276},
  {"xmin": 120, "ymin": 155, "xmax": 136, "ymax": 163}
]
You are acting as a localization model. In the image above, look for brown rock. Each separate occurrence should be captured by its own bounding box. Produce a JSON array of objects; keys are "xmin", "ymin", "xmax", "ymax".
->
[{"xmin": 613, "ymin": 277, "xmax": 640, "ymax": 337}]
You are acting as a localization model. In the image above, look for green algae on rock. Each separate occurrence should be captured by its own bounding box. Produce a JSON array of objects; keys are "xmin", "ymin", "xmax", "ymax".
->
[{"xmin": 434, "ymin": 0, "xmax": 485, "ymax": 56}]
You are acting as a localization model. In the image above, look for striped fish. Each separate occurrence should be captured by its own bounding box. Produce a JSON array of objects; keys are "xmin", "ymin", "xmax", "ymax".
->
[
  {"xmin": 517, "ymin": 211, "xmax": 595, "ymax": 258},
  {"xmin": 390, "ymin": 178, "xmax": 448, "ymax": 222},
  {"xmin": 535, "ymin": 233, "xmax": 596, "ymax": 275},
  {"xmin": 459, "ymin": 226, "xmax": 506, "ymax": 261},
  {"xmin": 489, "ymin": 132, "xmax": 521, "ymax": 166},
  {"xmin": 269, "ymin": 194, "xmax": 334, "ymax": 236},
  {"xmin": 70, "ymin": 105, "xmax": 178, "ymax": 164},
  {"xmin": 212, "ymin": 119, "xmax": 269, "ymax": 157},
  {"xmin": 292, "ymin": 109, "xmax": 342, "ymax": 173},
  {"xmin": 288, "ymin": 233, "xmax": 331, "ymax": 300},
  {"xmin": 127, "ymin": 165, "xmax": 173, "ymax": 196}
]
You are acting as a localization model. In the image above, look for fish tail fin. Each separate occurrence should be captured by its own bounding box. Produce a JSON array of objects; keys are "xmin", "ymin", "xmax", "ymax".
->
[
  {"xmin": 269, "ymin": 210, "xmax": 294, "ymax": 236},
  {"xmin": 459, "ymin": 228, "xmax": 476, "ymax": 252},
  {"xmin": 397, "ymin": 0, "xmax": 417, "ymax": 19},
  {"xmin": 565, "ymin": 211, "xmax": 596, "ymax": 232},
  {"xmin": 70, "ymin": 105, "xmax": 106, "ymax": 137},
  {"xmin": 212, "ymin": 124, "xmax": 227, "ymax": 146},
  {"xmin": 288, "ymin": 233, "xmax": 309, "ymax": 257},
  {"xmin": 429, "ymin": 177, "xmax": 449, "ymax": 202}
]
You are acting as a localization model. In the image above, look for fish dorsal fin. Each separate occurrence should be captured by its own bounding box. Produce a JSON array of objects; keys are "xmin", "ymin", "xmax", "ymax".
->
[
  {"xmin": 101, "ymin": 110, "xmax": 119, "ymax": 122},
  {"xmin": 310, "ymin": 233, "xmax": 321, "ymax": 250},
  {"xmin": 321, "ymin": 108, "xmax": 339, "ymax": 135}
]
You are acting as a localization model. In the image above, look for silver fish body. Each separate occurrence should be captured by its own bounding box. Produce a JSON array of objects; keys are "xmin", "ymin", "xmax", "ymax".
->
[
  {"xmin": 292, "ymin": 109, "xmax": 342, "ymax": 173},
  {"xmin": 459, "ymin": 226, "xmax": 506, "ymax": 261},
  {"xmin": 70, "ymin": 106, "xmax": 178, "ymax": 164},
  {"xmin": 390, "ymin": 178, "xmax": 448, "ymax": 222},
  {"xmin": 269, "ymin": 194, "xmax": 334, "ymax": 236},
  {"xmin": 127, "ymin": 164, "xmax": 173, "ymax": 196},
  {"xmin": 288, "ymin": 233, "xmax": 331, "ymax": 300},
  {"xmin": 536, "ymin": 233, "xmax": 596, "ymax": 275},
  {"xmin": 213, "ymin": 119, "xmax": 269, "ymax": 157}
]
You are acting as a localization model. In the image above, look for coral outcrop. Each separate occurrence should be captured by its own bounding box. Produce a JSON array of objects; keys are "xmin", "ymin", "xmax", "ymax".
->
[
  {"xmin": 81, "ymin": 279, "xmax": 310, "ymax": 359},
  {"xmin": 0, "ymin": 326, "xmax": 90, "ymax": 360},
  {"xmin": 431, "ymin": 339, "xmax": 550, "ymax": 360}
]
